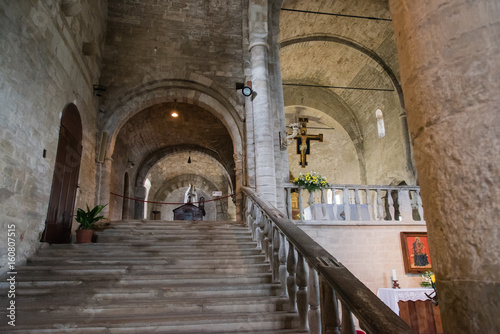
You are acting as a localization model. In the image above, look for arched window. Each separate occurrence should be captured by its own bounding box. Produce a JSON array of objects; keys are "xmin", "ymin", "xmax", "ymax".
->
[{"xmin": 376, "ymin": 109, "xmax": 385, "ymax": 138}]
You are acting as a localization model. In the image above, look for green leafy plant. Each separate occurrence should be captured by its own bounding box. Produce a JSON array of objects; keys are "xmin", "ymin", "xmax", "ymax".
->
[
  {"xmin": 292, "ymin": 171, "xmax": 329, "ymax": 192},
  {"xmin": 75, "ymin": 204, "xmax": 107, "ymax": 230}
]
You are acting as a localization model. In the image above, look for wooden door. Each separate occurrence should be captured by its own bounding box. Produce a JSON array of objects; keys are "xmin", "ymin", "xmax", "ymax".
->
[{"xmin": 42, "ymin": 105, "xmax": 82, "ymax": 243}]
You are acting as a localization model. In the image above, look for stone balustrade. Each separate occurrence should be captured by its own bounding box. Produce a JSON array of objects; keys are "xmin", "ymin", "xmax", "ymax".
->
[
  {"xmin": 284, "ymin": 183, "xmax": 424, "ymax": 223},
  {"xmin": 243, "ymin": 186, "xmax": 414, "ymax": 334}
]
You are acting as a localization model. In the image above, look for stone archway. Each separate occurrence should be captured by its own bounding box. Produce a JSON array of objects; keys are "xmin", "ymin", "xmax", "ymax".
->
[
  {"xmin": 96, "ymin": 76, "xmax": 245, "ymax": 222},
  {"xmin": 42, "ymin": 103, "xmax": 82, "ymax": 244}
]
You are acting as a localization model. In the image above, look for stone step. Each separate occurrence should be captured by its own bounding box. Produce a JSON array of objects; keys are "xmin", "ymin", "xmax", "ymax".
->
[
  {"xmin": 44, "ymin": 240, "xmax": 259, "ymax": 249},
  {"xmin": 7, "ymin": 295, "xmax": 288, "ymax": 315},
  {"xmin": 0, "ymin": 311, "xmax": 298, "ymax": 333},
  {"xmin": 11, "ymin": 282, "xmax": 281, "ymax": 299},
  {"xmin": 3, "ymin": 272, "xmax": 273, "ymax": 286},
  {"xmin": 35, "ymin": 247, "xmax": 262, "ymax": 257},
  {"xmin": 26, "ymin": 255, "xmax": 266, "ymax": 266},
  {"xmin": 94, "ymin": 235, "xmax": 254, "ymax": 243},
  {"xmin": 12, "ymin": 263, "xmax": 272, "ymax": 275}
]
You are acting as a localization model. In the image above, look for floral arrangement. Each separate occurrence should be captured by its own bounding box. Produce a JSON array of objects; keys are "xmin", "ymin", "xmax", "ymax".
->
[
  {"xmin": 292, "ymin": 172, "xmax": 329, "ymax": 192},
  {"xmin": 420, "ymin": 270, "xmax": 435, "ymax": 288}
]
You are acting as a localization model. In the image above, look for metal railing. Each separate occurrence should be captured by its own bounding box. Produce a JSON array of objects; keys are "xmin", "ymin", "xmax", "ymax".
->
[{"xmin": 243, "ymin": 186, "xmax": 415, "ymax": 334}]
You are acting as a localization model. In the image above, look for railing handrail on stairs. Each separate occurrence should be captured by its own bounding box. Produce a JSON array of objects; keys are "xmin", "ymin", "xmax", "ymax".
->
[{"xmin": 243, "ymin": 186, "xmax": 415, "ymax": 334}]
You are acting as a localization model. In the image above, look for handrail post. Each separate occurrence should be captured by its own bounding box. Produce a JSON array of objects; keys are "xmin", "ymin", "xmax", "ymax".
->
[
  {"xmin": 341, "ymin": 303, "xmax": 357, "ymax": 334},
  {"xmin": 320, "ymin": 276, "xmax": 341, "ymax": 334},
  {"xmin": 287, "ymin": 241, "xmax": 297, "ymax": 312},
  {"xmin": 308, "ymin": 265, "xmax": 321, "ymax": 334},
  {"xmin": 272, "ymin": 225, "xmax": 280, "ymax": 282},
  {"xmin": 279, "ymin": 232, "xmax": 287, "ymax": 296},
  {"xmin": 297, "ymin": 253, "xmax": 309, "ymax": 331}
]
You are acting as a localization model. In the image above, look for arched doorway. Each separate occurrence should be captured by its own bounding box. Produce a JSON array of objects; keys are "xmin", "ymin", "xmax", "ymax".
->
[{"xmin": 42, "ymin": 104, "xmax": 82, "ymax": 243}]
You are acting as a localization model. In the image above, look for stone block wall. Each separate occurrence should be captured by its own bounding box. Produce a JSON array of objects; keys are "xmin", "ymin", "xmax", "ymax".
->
[
  {"xmin": 0, "ymin": 0, "xmax": 107, "ymax": 274},
  {"xmin": 299, "ymin": 223, "xmax": 428, "ymax": 293}
]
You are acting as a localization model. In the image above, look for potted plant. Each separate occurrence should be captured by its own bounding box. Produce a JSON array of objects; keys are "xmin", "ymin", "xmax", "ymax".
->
[{"xmin": 75, "ymin": 204, "xmax": 107, "ymax": 243}]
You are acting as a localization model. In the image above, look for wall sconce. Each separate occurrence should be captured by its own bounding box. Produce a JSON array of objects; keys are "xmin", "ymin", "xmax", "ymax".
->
[
  {"xmin": 93, "ymin": 85, "xmax": 106, "ymax": 97},
  {"xmin": 236, "ymin": 81, "xmax": 253, "ymax": 96}
]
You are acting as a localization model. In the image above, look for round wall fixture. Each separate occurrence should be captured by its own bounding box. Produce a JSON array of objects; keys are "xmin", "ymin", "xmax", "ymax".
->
[{"xmin": 242, "ymin": 86, "xmax": 253, "ymax": 96}]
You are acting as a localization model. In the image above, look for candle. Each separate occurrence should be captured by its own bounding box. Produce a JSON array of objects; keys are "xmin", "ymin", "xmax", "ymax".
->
[{"xmin": 392, "ymin": 269, "xmax": 397, "ymax": 281}]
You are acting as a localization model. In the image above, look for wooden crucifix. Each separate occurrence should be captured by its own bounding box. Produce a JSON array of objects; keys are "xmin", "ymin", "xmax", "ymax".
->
[{"xmin": 294, "ymin": 117, "xmax": 323, "ymax": 168}]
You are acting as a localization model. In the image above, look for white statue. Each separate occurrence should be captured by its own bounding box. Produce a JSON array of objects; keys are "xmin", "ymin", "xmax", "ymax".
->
[{"xmin": 184, "ymin": 184, "xmax": 197, "ymax": 204}]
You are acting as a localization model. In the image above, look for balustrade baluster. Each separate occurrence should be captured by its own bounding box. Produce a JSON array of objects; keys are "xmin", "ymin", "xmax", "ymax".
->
[
  {"xmin": 320, "ymin": 277, "xmax": 341, "ymax": 334},
  {"xmin": 268, "ymin": 220, "xmax": 273, "ymax": 263},
  {"xmin": 245, "ymin": 199, "xmax": 252, "ymax": 228},
  {"xmin": 262, "ymin": 218, "xmax": 270, "ymax": 262},
  {"xmin": 286, "ymin": 187, "xmax": 293, "ymax": 220},
  {"xmin": 271, "ymin": 225, "xmax": 279, "ymax": 281},
  {"xmin": 354, "ymin": 188, "xmax": 362, "ymax": 221},
  {"xmin": 308, "ymin": 265, "xmax": 320, "ymax": 334},
  {"xmin": 343, "ymin": 187, "xmax": 350, "ymax": 220},
  {"xmin": 279, "ymin": 233, "xmax": 287, "ymax": 296},
  {"xmin": 376, "ymin": 189, "xmax": 383, "ymax": 221},
  {"xmin": 332, "ymin": 188, "xmax": 338, "ymax": 220},
  {"xmin": 309, "ymin": 190, "xmax": 316, "ymax": 220},
  {"xmin": 298, "ymin": 187, "xmax": 304, "ymax": 220},
  {"xmin": 252, "ymin": 208, "xmax": 260, "ymax": 242},
  {"xmin": 296, "ymin": 253, "xmax": 309, "ymax": 331},
  {"xmin": 366, "ymin": 189, "xmax": 373, "ymax": 221},
  {"xmin": 321, "ymin": 188, "xmax": 327, "ymax": 220},
  {"xmin": 287, "ymin": 241, "xmax": 297, "ymax": 312},
  {"xmin": 388, "ymin": 190, "xmax": 395, "ymax": 221},
  {"xmin": 255, "ymin": 211, "xmax": 263, "ymax": 250},
  {"xmin": 341, "ymin": 303, "xmax": 357, "ymax": 334},
  {"xmin": 417, "ymin": 190, "xmax": 424, "ymax": 220}
]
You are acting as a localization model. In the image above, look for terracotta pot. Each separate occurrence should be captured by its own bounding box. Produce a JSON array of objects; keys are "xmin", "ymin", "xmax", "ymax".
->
[{"xmin": 76, "ymin": 229, "xmax": 94, "ymax": 244}]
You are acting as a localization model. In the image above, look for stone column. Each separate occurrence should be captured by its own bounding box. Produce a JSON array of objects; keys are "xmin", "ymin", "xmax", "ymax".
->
[
  {"xmin": 133, "ymin": 186, "xmax": 146, "ymax": 219},
  {"xmin": 96, "ymin": 157, "xmax": 112, "ymax": 218},
  {"xmin": 389, "ymin": 1, "xmax": 500, "ymax": 332},
  {"xmin": 248, "ymin": 0, "xmax": 277, "ymax": 205}
]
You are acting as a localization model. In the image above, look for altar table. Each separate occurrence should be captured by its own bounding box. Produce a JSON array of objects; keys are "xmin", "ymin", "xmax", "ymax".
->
[{"xmin": 377, "ymin": 288, "xmax": 443, "ymax": 334}]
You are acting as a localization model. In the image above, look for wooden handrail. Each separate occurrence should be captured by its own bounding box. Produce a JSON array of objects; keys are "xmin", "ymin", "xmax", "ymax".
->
[{"xmin": 242, "ymin": 186, "xmax": 415, "ymax": 334}]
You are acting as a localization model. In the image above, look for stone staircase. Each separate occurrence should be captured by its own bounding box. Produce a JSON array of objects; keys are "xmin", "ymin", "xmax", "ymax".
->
[{"xmin": 0, "ymin": 220, "xmax": 298, "ymax": 333}]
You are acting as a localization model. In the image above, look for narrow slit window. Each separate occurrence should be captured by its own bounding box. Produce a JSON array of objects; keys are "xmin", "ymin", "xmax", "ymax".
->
[{"xmin": 376, "ymin": 109, "xmax": 385, "ymax": 138}]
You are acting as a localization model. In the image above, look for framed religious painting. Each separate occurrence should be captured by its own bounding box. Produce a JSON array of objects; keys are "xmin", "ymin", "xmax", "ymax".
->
[{"xmin": 400, "ymin": 232, "xmax": 433, "ymax": 273}]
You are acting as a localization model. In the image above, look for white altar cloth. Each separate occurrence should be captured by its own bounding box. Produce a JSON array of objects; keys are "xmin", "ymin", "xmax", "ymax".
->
[{"xmin": 377, "ymin": 288, "xmax": 434, "ymax": 315}]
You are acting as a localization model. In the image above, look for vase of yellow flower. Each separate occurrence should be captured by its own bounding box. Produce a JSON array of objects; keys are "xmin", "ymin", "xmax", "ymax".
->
[{"xmin": 292, "ymin": 171, "xmax": 329, "ymax": 193}]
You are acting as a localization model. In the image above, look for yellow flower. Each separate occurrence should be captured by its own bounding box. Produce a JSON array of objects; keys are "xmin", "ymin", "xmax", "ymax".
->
[
  {"xmin": 431, "ymin": 274, "xmax": 435, "ymax": 283},
  {"xmin": 294, "ymin": 177, "xmax": 298, "ymax": 182}
]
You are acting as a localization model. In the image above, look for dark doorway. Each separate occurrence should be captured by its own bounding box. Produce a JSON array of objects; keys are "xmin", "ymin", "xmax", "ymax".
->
[
  {"xmin": 42, "ymin": 104, "xmax": 82, "ymax": 243},
  {"xmin": 122, "ymin": 172, "xmax": 130, "ymax": 219}
]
